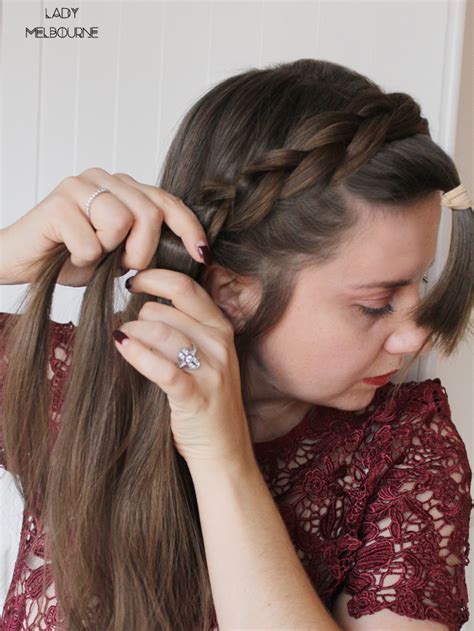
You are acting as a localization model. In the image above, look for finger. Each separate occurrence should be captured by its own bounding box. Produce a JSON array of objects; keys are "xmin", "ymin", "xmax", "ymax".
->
[
  {"xmin": 135, "ymin": 301, "xmax": 226, "ymax": 366},
  {"xmin": 111, "ymin": 172, "xmax": 210, "ymax": 265},
  {"xmin": 119, "ymin": 319, "xmax": 206, "ymax": 369},
  {"xmin": 48, "ymin": 189, "xmax": 106, "ymax": 269},
  {"xmin": 112, "ymin": 329, "xmax": 197, "ymax": 401},
  {"xmin": 57, "ymin": 175, "xmax": 134, "ymax": 266},
  {"xmin": 79, "ymin": 168, "xmax": 162, "ymax": 271},
  {"xmin": 127, "ymin": 269, "xmax": 227, "ymax": 330}
]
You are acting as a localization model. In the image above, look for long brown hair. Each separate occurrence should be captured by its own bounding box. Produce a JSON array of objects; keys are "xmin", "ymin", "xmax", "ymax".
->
[{"xmin": 2, "ymin": 59, "xmax": 472, "ymax": 630}]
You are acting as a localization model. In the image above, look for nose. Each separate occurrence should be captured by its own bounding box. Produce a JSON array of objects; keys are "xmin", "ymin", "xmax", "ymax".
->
[{"xmin": 384, "ymin": 319, "xmax": 434, "ymax": 356}]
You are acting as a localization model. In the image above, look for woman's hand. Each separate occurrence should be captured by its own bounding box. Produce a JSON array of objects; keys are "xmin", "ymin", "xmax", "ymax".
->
[
  {"xmin": 0, "ymin": 167, "xmax": 210, "ymax": 286},
  {"xmin": 112, "ymin": 268, "xmax": 255, "ymax": 471}
]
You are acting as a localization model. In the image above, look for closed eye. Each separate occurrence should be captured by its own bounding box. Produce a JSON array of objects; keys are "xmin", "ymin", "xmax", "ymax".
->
[
  {"xmin": 357, "ymin": 275, "xmax": 429, "ymax": 319},
  {"xmin": 358, "ymin": 303, "xmax": 394, "ymax": 318}
]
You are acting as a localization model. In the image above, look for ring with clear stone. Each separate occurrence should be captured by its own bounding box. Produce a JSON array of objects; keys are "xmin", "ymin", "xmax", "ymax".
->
[{"xmin": 176, "ymin": 344, "xmax": 201, "ymax": 370}]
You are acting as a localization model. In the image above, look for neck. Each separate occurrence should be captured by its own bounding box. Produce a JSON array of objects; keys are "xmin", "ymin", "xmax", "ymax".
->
[{"xmin": 243, "ymin": 353, "xmax": 313, "ymax": 443}]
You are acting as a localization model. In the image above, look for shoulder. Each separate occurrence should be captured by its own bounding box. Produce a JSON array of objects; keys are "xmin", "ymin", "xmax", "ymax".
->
[
  {"xmin": 374, "ymin": 378, "xmax": 469, "ymax": 459},
  {"xmin": 372, "ymin": 377, "xmax": 452, "ymax": 423},
  {"xmin": 364, "ymin": 378, "xmax": 472, "ymax": 487},
  {"xmin": 333, "ymin": 378, "xmax": 472, "ymax": 630}
]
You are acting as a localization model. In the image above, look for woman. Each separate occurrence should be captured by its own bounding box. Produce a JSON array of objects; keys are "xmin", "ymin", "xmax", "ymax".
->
[{"xmin": 0, "ymin": 59, "xmax": 472, "ymax": 630}]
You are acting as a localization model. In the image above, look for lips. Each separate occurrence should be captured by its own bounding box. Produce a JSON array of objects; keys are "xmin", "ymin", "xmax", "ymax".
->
[{"xmin": 363, "ymin": 370, "xmax": 399, "ymax": 386}]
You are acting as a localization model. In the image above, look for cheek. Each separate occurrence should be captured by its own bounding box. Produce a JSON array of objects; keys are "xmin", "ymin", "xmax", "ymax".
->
[
  {"xmin": 260, "ymin": 310, "xmax": 367, "ymax": 379},
  {"xmin": 253, "ymin": 308, "xmax": 390, "ymax": 409}
]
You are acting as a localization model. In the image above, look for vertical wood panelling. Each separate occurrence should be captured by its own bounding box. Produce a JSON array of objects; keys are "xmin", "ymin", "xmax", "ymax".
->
[
  {"xmin": 1, "ymin": 2, "xmax": 43, "ymax": 227},
  {"xmin": 74, "ymin": 2, "xmax": 121, "ymax": 173},
  {"xmin": 1, "ymin": 2, "xmax": 44, "ymax": 606},
  {"xmin": 114, "ymin": 2, "xmax": 164, "ymax": 182},
  {"xmin": 421, "ymin": 0, "xmax": 468, "ymax": 380},
  {"xmin": 38, "ymin": 2, "xmax": 82, "ymax": 198},
  {"xmin": 155, "ymin": 2, "xmax": 212, "ymax": 179},
  {"xmin": 260, "ymin": 2, "xmax": 319, "ymax": 65},
  {"xmin": 318, "ymin": 1, "xmax": 448, "ymax": 138},
  {"xmin": 208, "ymin": 1, "xmax": 262, "ymax": 85},
  {"xmin": 372, "ymin": 1, "xmax": 448, "ymax": 141},
  {"xmin": 318, "ymin": 1, "xmax": 378, "ymax": 78}
]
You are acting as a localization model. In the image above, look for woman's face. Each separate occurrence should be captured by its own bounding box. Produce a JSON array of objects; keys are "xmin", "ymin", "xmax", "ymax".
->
[
  {"xmin": 202, "ymin": 192, "xmax": 441, "ymax": 434},
  {"xmin": 203, "ymin": 192, "xmax": 442, "ymax": 436}
]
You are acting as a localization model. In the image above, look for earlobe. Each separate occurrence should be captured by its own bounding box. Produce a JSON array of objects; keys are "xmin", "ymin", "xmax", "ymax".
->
[
  {"xmin": 216, "ymin": 296, "xmax": 246, "ymax": 331},
  {"xmin": 218, "ymin": 304, "xmax": 239, "ymax": 329}
]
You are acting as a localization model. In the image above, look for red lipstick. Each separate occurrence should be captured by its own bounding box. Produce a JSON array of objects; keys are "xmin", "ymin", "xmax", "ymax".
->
[{"xmin": 363, "ymin": 370, "xmax": 398, "ymax": 387}]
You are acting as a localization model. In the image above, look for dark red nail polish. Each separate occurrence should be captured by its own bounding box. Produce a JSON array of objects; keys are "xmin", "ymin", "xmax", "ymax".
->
[
  {"xmin": 112, "ymin": 329, "xmax": 129, "ymax": 344},
  {"xmin": 197, "ymin": 244, "xmax": 212, "ymax": 265},
  {"xmin": 125, "ymin": 276, "xmax": 134, "ymax": 290}
]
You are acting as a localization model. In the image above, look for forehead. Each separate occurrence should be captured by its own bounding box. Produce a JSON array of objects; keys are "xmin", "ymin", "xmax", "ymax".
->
[{"xmin": 301, "ymin": 194, "xmax": 442, "ymax": 287}]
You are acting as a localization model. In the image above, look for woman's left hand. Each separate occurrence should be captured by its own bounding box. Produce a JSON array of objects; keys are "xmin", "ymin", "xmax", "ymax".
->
[{"xmin": 112, "ymin": 268, "xmax": 255, "ymax": 471}]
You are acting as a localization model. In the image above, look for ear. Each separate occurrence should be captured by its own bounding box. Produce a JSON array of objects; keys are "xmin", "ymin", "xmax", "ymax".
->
[{"xmin": 199, "ymin": 264, "xmax": 261, "ymax": 330}]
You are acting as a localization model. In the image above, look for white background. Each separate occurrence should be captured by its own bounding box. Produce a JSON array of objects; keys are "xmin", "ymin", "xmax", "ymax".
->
[{"xmin": 1, "ymin": 0, "xmax": 472, "ymax": 625}]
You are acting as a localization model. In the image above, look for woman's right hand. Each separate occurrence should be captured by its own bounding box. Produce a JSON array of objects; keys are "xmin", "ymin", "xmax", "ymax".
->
[{"xmin": 0, "ymin": 167, "xmax": 210, "ymax": 287}]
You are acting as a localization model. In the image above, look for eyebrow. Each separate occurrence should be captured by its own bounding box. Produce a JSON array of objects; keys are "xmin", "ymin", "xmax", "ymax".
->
[{"xmin": 349, "ymin": 258, "xmax": 436, "ymax": 290}]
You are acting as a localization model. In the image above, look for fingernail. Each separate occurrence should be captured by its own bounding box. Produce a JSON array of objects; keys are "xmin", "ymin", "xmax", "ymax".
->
[
  {"xmin": 197, "ymin": 244, "xmax": 212, "ymax": 265},
  {"xmin": 125, "ymin": 275, "xmax": 135, "ymax": 290},
  {"xmin": 112, "ymin": 329, "xmax": 129, "ymax": 345}
]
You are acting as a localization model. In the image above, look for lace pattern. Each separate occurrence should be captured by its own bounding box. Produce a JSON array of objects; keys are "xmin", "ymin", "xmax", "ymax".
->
[
  {"xmin": 252, "ymin": 380, "xmax": 472, "ymax": 630},
  {"xmin": 0, "ymin": 313, "xmax": 471, "ymax": 630}
]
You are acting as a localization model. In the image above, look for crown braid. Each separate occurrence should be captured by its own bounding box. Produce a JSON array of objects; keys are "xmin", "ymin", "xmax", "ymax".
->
[{"xmin": 195, "ymin": 90, "xmax": 430, "ymax": 242}]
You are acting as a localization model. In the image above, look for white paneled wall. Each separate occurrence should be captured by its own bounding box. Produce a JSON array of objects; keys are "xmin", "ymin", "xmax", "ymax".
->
[{"xmin": 1, "ymin": 1, "xmax": 472, "ymax": 626}]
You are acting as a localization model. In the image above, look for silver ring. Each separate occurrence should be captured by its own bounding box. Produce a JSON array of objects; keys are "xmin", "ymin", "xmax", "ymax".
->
[
  {"xmin": 84, "ymin": 187, "xmax": 110, "ymax": 219},
  {"xmin": 176, "ymin": 344, "xmax": 201, "ymax": 370}
]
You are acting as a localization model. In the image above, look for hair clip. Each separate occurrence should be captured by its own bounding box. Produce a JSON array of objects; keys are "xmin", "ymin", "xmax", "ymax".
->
[{"xmin": 441, "ymin": 184, "xmax": 472, "ymax": 211}]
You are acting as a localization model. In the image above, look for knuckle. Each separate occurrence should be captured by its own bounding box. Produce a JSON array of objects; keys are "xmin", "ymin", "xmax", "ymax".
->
[
  {"xmin": 161, "ymin": 365, "xmax": 182, "ymax": 388},
  {"xmin": 209, "ymin": 335, "xmax": 232, "ymax": 364},
  {"xmin": 79, "ymin": 241, "xmax": 103, "ymax": 262},
  {"xmin": 81, "ymin": 167, "xmax": 109, "ymax": 180},
  {"xmin": 221, "ymin": 318, "xmax": 235, "ymax": 338},
  {"xmin": 173, "ymin": 276, "xmax": 196, "ymax": 298},
  {"xmin": 177, "ymin": 197, "xmax": 191, "ymax": 211},
  {"xmin": 208, "ymin": 365, "xmax": 226, "ymax": 389},
  {"xmin": 152, "ymin": 320, "xmax": 171, "ymax": 342},
  {"xmin": 219, "ymin": 343, "xmax": 233, "ymax": 365},
  {"xmin": 58, "ymin": 175, "xmax": 78, "ymax": 191},
  {"xmin": 147, "ymin": 204, "xmax": 164, "ymax": 225},
  {"xmin": 49, "ymin": 190, "xmax": 73, "ymax": 213},
  {"xmin": 213, "ymin": 316, "xmax": 235, "ymax": 343},
  {"xmin": 112, "ymin": 172, "xmax": 134, "ymax": 181},
  {"xmin": 117, "ymin": 185, "xmax": 162, "ymax": 224},
  {"xmin": 134, "ymin": 190, "xmax": 160, "ymax": 217},
  {"xmin": 138, "ymin": 301, "xmax": 158, "ymax": 319},
  {"xmin": 165, "ymin": 368, "xmax": 182, "ymax": 388},
  {"xmin": 164, "ymin": 191, "xmax": 185, "ymax": 208}
]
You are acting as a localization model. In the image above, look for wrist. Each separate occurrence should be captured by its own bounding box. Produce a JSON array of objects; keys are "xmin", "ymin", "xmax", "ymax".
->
[
  {"xmin": 0, "ymin": 227, "xmax": 10, "ymax": 284},
  {"xmin": 0, "ymin": 226, "xmax": 24, "ymax": 285},
  {"xmin": 187, "ymin": 448, "xmax": 259, "ymax": 486}
]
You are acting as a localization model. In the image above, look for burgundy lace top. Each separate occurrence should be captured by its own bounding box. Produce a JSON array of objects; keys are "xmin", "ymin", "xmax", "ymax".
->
[{"xmin": 0, "ymin": 313, "xmax": 472, "ymax": 630}]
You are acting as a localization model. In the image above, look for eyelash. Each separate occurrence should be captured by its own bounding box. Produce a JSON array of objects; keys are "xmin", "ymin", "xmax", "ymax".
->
[
  {"xmin": 358, "ymin": 303, "xmax": 394, "ymax": 318},
  {"xmin": 358, "ymin": 275, "xmax": 430, "ymax": 319}
]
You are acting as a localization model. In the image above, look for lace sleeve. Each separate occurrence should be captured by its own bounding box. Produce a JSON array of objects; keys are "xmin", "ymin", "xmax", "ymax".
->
[{"xmin": 342, "ymin": 380, "xmax": 472, "ymax": 631}]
